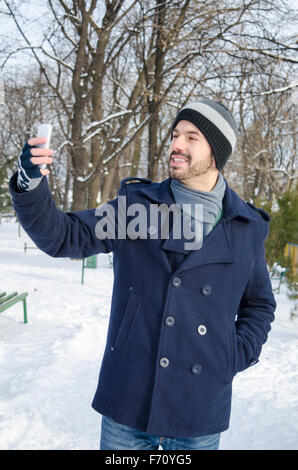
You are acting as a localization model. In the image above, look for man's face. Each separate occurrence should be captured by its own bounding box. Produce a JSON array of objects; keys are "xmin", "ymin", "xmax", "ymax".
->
[{"xmin": 169, "ymin": 120, "xmax": 217, "ymax": 183}]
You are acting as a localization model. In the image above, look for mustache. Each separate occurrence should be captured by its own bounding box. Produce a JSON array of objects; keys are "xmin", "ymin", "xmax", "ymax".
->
[{"xmin": 170, "ymin": 151, "xmax": 191, "ymax": 160}]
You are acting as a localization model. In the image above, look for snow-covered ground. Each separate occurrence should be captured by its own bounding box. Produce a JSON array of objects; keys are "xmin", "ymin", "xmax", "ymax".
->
[{"xmin": 0, "ymin": 218, "xmax": 297, "ymax": 450}]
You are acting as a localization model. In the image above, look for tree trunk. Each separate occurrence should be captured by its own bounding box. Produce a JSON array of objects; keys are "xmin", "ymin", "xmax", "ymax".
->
[
  {"xmin": 147, "ymin": 108, "xmax": 159, "ymax": 180},
  {"xmin": 63, "ymin": 147, "xmax": 72, "ymax": 212},
  {"xmin": 102, "ymin": 165, "xmax": 117, "ymax": 204},
  {"xmin": 131, "ymin": 135, "xmax": 142, "ymax": 176},
  {"xmin": 147, "ymin": 0, "xmax": 166, "ymax": 181},
  {"xmin": 88, "ymin": 171, "xmax": 101, "ymax": 208},
  {"xmin": 72, "ymin": 179, "xmax": 87, "ymax": 211}
]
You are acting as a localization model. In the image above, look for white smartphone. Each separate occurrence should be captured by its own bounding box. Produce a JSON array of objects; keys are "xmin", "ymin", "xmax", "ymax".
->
[{"xmin": 36, "ymin": 124, "xmax": 52, "ymax": 169}]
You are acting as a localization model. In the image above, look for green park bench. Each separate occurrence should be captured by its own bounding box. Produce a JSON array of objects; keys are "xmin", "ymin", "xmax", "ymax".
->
[
  {"xmin": 80, "ymin": 254, "xmax": 113, "ymax": 284},
  {"xmin": 0, "ymin": 291, "xmax": 28, "ymax": 323},
  {"xmin": 81, "ymin": 255, "xmax": 97, "ymax": 284},
  {"xmin": 270, "ymin": 262, "xmax": 288, "ymax": 294}
]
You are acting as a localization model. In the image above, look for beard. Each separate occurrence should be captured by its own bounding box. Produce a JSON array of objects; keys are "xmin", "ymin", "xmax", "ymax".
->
[{"xmin": 169, "ymin": 150, "xmax": 214, "ymax": 182}]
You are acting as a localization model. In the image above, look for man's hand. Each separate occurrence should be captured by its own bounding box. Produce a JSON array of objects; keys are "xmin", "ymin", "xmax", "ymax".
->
[{"xmin": 17, "ymin": 137, "xmax": 54, "ymax": 191}]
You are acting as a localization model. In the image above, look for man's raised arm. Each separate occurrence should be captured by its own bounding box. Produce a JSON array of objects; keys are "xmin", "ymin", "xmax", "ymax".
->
[{"xmin": 9, "ymin": 137, "xmax": 118, "ymax": 258}]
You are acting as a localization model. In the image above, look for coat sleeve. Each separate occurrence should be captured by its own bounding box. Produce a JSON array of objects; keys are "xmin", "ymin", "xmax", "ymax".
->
[
  {"xmin": 9, "ymin": 172, "xmax": 120, "ymax": 258},
  {"xmin": 235, "ymin": 221, "xmax": 276, "ymax": 374}
]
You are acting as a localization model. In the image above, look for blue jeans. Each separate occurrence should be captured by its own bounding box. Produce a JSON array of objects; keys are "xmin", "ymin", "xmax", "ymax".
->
[{"xmin": 100, "ymin": 415, "xmax": 221, "ymax": 450}]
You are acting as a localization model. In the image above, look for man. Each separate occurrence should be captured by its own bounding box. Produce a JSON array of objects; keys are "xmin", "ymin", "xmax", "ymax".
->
[{"xmin": 9, "ymin": 99, "xmax": 276, "ymax": 450}]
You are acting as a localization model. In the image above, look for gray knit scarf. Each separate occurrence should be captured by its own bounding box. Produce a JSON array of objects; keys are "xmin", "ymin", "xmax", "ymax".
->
[{"xmin": 170, "ymin": 173, "xmax": 226, "ymax": 240}]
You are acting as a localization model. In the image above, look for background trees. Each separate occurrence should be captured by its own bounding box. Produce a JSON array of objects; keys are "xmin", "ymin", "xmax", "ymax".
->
[{"xmin": 0, "ymin": 0, "xmax": 297, "ymax": 213}]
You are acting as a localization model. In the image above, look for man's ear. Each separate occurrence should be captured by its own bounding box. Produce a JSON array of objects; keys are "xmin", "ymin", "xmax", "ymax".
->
[{"xmin": 211, "ymin": 154, "xmax": 217, "ymax": 168}]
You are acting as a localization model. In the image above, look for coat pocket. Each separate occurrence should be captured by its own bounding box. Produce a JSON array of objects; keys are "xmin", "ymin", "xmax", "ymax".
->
[{"xmin": 114, "ymin": 288, "xmax": 142, "ymax": 351}]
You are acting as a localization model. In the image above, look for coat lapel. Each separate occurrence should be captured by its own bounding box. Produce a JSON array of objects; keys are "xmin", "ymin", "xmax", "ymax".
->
[
  {"xmin": 138, "ymin": 177, "xmax": 258, "ymax": 272},
  {"xmin": 175, "ymin": 221, "xmax": 235, "ymax": 273}
]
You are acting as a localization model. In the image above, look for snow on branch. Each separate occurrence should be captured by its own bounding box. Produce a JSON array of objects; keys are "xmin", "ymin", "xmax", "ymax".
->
[
  {"xmin": 82, "ymin": 110, "xmax": 133, "ymax": 143},
  {"xmin": 77, "ymin": 114, "xmax": 152, "ymax": 183},
  {"xmin": 101, "ymin": 115, "xmax": 152, "ymax": 166},
  {"xmin": 56, "ymin": 140, "xmax": 73, "ymax": 152},
  {"xmin": 223, "ymin": 38, "xmax": 298, "ymax": 64},
  {"xmin": 41, "ymin": 49, "xmax": 74, "ymax": 72},
  {"xmin": 250, "ymin": 149, "xmax": 268, "ymax": 160},
  {"xmin": 270, "ymin": 168, "xmax": 291, "ymax": 178},
  {"xmin": 258, "ymin": 81, "xmax": 298, "ymax": 97}
]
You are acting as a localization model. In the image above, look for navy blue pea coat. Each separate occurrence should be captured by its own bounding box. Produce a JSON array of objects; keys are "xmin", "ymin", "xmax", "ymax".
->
[{"xmin": 9, "ymin": 172, "xmax": 276, "ymax": 438}]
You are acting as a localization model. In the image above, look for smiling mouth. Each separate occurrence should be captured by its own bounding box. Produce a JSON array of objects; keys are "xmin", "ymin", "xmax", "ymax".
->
[{"xmin": 170, "ymin": 154, "xmax": 190, "ymax": 165}]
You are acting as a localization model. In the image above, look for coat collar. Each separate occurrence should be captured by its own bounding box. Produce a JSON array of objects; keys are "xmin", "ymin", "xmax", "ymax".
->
[
  {"xmin": 139, "ymin": 177, "xmax": 258, "ymax": 223},
  {"xmin": 138, "ymin": 177, "xmax": 258, "ymax": 272}
]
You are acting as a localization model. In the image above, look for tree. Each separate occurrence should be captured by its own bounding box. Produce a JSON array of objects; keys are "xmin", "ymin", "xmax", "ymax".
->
[
  {"xmin": 236, "ymin": 63, "xmax": 297, "ymax": 203},
  {"xmin": 264, "ymin": 186, "xmax": 298, "ymax": 272},
  {"xmin": 1, "ymin": 0, "xmax": 297, "ymax": 210}
]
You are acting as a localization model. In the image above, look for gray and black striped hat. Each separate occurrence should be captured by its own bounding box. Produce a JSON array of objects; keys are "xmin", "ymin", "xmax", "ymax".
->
[{"xmin": 171, "ymin": 99, "xmax": 238, "ymax": 170}]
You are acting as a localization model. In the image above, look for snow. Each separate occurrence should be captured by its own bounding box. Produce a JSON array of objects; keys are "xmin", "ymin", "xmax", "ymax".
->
[
  {"xmin": 83, "ymin": 111, "xmax": 133, "ymax": 143},
  {"xmin": 0, "ymin": 219, "xmax": 297, "ymax": 450},
  {"xmin": 258, "ymin": 81, "xmax": 298, "ymax": 96}
]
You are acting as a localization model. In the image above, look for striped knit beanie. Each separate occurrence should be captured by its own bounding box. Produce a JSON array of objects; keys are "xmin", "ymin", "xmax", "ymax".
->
[{"xmin": 171, "ymin": 99, "xmax": 238, "ymax": 170}]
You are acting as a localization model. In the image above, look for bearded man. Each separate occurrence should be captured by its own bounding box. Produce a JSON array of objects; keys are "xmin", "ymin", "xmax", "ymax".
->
[{"xmin": 10, "ymin": 99, "xmax": 276, "ymax": 450}]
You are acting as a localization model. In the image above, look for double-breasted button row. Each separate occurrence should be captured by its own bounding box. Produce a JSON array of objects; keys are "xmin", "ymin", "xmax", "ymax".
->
[
  {"xmin": 160, "ymin": 280, "xmax": 207, "ymax": 376},
  {"xmin": 164, "ymin": 316, "xmax": 206, "ymax": 333},
  {"xmin": 159, "ymin": 357, "xmax": 202, "ymax": 375},
  {"xmin": 171, "ymin": 278, "xmax": 211, "ymax": 295}
]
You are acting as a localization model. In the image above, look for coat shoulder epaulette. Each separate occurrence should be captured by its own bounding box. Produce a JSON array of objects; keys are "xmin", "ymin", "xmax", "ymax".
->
[
  {"xmin": 246, "ymin": 202, "xmax": 271, "ymax": 222},
  {"xmin": 121, "ymin": 177, "xmax": 152, "ymax": 186}
]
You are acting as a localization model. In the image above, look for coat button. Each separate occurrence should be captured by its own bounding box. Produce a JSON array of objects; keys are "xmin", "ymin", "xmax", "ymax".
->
[
  {"xmin": 147, "ymin": 225, "xmax": 157, "ymax": 235},
  {"xmin": 197, "ymin": 325, "xmax": 207, "ymax": 335},
  {"xmin": 201, "ymin": 285, "xmax": 212, "ymax": 296},
  {"xmin": 165, "ymin": 316, "xmax": 175, "ymax": 327},
  {"xmin": 172, "ymin": 277, "xmax": 181, "ymax": 287},
  {"xmin": 191, "ymin": 364, "xmax": 202, "ymax": 375},
  {"xmin": 160, "ymin": 357, "xmax": 170, "ymax": 368}
]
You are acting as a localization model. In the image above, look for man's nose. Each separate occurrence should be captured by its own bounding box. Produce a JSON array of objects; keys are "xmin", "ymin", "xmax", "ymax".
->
[{"xmin": 172, "ymin": 135, "xmax": 186, "ymax": 151}]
